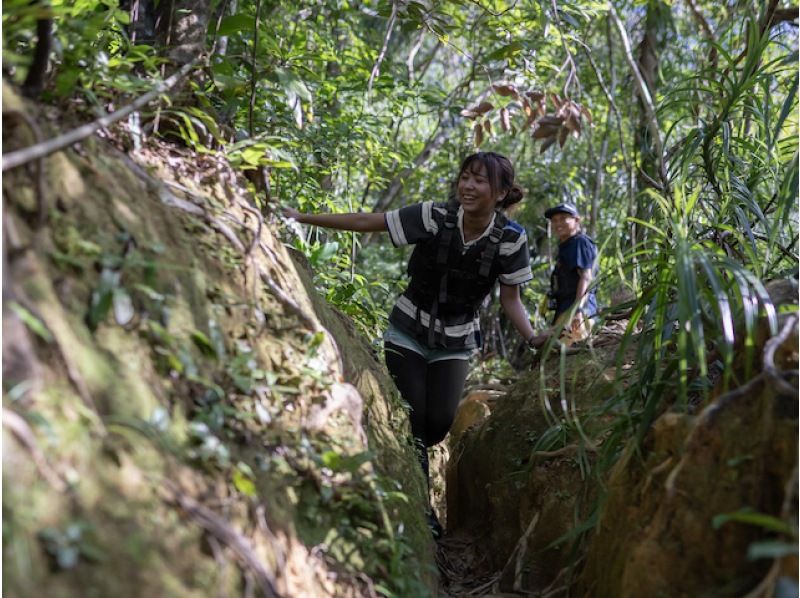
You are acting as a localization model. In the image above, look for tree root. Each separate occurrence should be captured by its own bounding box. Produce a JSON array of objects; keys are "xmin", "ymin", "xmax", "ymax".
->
[
  {"xmin": 742, "ymin": 463, "xmax": 798, "ymax": 598},
  {"xmin": 762, "ymin": 315, "xmax": 798, "ymax": 397},
  {"xmin": 501, "ymin": 511, "xmax": 540, "ymax": 592},
  {"xmin": 3, "ymin": 109, "xmax": 48, "ymax": 227},
  {"xmin": 162, "ymin": 480, "xmax": 280, "ymax": 598},
  {"xmin": 3, "ymin": 407, "xmax": 67, "ymax": 492},
  {"xmin": 532, "ymin": 441, "xmax": 598, "ymax": 459}
]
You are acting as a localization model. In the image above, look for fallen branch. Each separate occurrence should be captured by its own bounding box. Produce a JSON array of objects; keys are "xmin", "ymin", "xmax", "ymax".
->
[{"xmin": 3, "ymin": 56, "xmax": 204, "ymax": 172}]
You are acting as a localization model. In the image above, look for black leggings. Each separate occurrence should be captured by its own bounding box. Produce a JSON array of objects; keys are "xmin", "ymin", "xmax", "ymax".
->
[{"xmin": 384, "ymin": 342, "xmax": 470, "ymax": 480}]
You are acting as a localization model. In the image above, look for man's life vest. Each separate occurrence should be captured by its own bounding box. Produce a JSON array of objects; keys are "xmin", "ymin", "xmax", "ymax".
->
[{"xmin": 405, "ymin": 201, "xmax": 507, "ymax": 347}]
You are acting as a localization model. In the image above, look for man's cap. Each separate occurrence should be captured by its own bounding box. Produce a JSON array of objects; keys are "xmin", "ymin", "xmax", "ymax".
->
[{"xmin": 544, "ymin": 203, "xmax": 580, "ymax": 219}]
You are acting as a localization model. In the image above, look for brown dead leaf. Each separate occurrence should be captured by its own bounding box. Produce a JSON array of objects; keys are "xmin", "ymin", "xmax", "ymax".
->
[
  {"xmin": 540, "ymin": 136, "xmax": 557, "ymax": 153},
  {"xmin": 492, "ymin": 83, "xmax": 519, "ymax": 97},
  {"xmin": 532, "ymin": 123, "xmax": 559, "ymax": 139},
  {"xmin": 558, "ymin": 126, "xmax": 569, "ymax": 148},
  {"xmin": 472, "ymin": 101, "xmax": 494, "ymax": 115},
  {"xmin": 499, "ymin": 108, "xmax": 511, "ymax": 132},
  {"xmin": 474, "ymin": 122, "xmax": 484, "ymax": 147},
  {"xmin": 521, "ymin": 99, "xmax": 533, "ymax": 117},
  {"xmin": 538, "ymin": 114, "xmax": 564, "ymax": 126},
  {"xmin": 483, "ymin": 119, "xmax": 493, "ymax": 136},
  {"xmin": 526, "ymin": 90, "xmax": 545, "ymax": 102}
]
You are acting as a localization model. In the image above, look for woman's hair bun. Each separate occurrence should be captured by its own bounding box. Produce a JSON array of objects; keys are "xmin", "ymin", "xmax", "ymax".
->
[{"xmin": 501, "ymin": 184, "xmax": 524, "ymax": 208}]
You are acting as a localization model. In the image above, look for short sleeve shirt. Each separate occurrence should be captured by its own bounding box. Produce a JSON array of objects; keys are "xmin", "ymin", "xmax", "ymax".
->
[
  {"xmin": 384, "ymin": 201, "xmax": 533, "ymax": 349},
  {"xmin": 553, "ymin": 233, "xmax": 597, "ymax": 318}
]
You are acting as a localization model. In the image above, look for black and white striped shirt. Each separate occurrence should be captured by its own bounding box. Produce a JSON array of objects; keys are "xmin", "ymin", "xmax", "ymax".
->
[{"xmin": 384, "ymin": 201, "xmax": 533, "ymax": 350}]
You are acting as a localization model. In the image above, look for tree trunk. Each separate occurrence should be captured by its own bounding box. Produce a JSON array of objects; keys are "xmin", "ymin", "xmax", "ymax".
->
[{"xmin": 155, "ymin": 0, "xmax": 212, "ymax": 68}]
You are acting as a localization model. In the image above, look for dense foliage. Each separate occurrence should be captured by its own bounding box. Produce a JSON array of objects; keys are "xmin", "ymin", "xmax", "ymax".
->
[{"xmin": 4, "ymin": 0, "xmax": 798, "ymax": 586}]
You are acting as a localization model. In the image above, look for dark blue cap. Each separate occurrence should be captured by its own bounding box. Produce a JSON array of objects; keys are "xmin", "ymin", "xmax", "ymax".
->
[{"xmin": 544, "ymin": 203, "xmax": 580, "ymax": 219}]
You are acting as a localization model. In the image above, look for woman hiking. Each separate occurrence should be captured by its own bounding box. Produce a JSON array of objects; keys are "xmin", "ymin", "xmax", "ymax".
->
[{"xmin": 283, "ymin": 152, "xmax": 538, "ymax": 537}]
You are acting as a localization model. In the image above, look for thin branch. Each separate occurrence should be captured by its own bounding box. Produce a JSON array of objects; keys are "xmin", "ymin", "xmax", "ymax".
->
[
  {"xmin": 367, "ymin": 0, "xmax": 398, "ymax": 100},
  {"xmin": 3, "ymin": 56, "xmax": 203, "ymax": 172},
  {"xmin": 406, "ymin": 28, "xmax": 426, "ymax": 81},
  {"xmin": 464, "ymin": 0, "xmax": 518, "ymax": 18},
  {"xmin": 608, "ymin": 6, "xmax": 666, "ymax": 188},
  {"xmin": 248, "ymin": 0, "xmax": 262, "ymax": 136},
  {"xmin": 573, "ymin": 37, "xmax": 631, "ymax": 176},
  {"xmin": 549, "ymin": 0, "xmax": 581, "ymax": 97}
]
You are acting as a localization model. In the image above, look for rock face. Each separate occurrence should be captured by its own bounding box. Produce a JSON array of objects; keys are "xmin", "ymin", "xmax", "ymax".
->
[
  {"xmin": 443, "ymin": 300, "xmax": 797, "ymax": 595},
  {"xmin": 2, "ymin": 85, "xmax": 436, "ymax": 596},
  {"xmin": 443, "ymin": 349, "xmax": 617, "ymax": 593},
  {"xmin": 580, "ymin": 311, "xmax": 798, "ymax": 597}
]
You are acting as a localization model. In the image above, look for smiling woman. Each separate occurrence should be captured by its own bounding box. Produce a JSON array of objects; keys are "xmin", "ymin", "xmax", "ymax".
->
[{"xmin": 283, "ymin": 151, "xmax": 537, "ymax": 538}]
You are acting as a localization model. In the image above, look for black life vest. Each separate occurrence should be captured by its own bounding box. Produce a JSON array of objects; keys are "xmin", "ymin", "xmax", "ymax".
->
[{"xmin": 405, "ymin": 201, "xmax": 506, "ymax": 347}]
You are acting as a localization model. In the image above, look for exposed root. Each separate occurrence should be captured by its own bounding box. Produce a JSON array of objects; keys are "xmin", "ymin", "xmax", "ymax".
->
[
  {"xmin": 532, "ymin": 441, "xmax": 598, "ymax": 459},
  {"xmin": 304, "ymin": 382, "xmax": 366, "ymax": 445},
  {"xmin": 762, "ymin": 315, "xmax": 798, "ymax": 397},
  {"xmin": 743, "ymin": 463, "xmax": 799, "ymax": 598},
  {"xmin": 239, "ymin": 202, "xmax": 263, "ymax": 259},
  {"xmin": 502, "ymin": 511, "xmax": 540, "ymax": 592},
  {"xmin": 3, "ymin": 109, "xmax": 47, "ymax": 227},
  {"xmin": 3, "ymin": 407, "xmax": 67, "ymax": 491},
  {"xmin": 162, "ymin": 480, "xmax": 280, "ymax": 598}
]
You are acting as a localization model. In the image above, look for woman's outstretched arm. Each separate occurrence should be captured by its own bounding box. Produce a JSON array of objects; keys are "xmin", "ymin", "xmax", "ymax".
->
[
  {"xmin": 499, "ymin": 283, "xmax": 537, "ymax": 342},
  {"xmin": 283, "ymin": 207, "xmax": 388, "ymax": 232}
]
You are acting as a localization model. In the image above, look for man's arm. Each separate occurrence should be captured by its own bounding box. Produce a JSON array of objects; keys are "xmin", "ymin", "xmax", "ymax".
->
[
  {"xmin": 283, "ymin": 207, "xmax": 388, "ymax": 232},
  {"xmin": 570, "ymin": 267, "xmax": 593, "ymax": 331},
  {"xmin": 574, "ymin": 268, "xmax": 593, "ymax": 310}
]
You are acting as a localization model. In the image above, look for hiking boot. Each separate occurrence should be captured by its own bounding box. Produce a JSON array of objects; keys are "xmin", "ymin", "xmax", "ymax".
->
[{"xmin": 426, "ymin": 509, "xmax": 443, "ymax": 539}]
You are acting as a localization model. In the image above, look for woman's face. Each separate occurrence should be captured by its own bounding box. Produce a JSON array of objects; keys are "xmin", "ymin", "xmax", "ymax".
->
[
  {"xmin": 550, "ymin": 212, "xmax": 580, "ymax": 242},
  {"xmin": 457, "ymin": 162, "xmax": 503, "ymax": 216}
]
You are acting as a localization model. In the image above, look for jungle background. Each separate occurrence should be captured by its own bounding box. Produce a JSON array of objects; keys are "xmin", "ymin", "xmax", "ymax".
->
[{"xmin": 2, "ymin": 0, "xmax": 798, "ymax": 596}]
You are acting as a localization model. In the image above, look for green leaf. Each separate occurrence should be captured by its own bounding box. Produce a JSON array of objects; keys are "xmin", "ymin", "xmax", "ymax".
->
[
  {"xmin": 486, "ymin": 41, "xmax": 523, "ymax": 62},
  {"xmin": 112, "ymin": 288, "xmax": 135, "ymax": 326},
  {"xmin": 713, "ymin": 508, "xmax": 796, "ymax": 535},
  {"xmin": 747, "ymin": 540, "xmax": 798, "ymax": 561},
  {"xmin": 87, "ymin": 283, "xmax": 115, "ymax": 332},
  {"xmin": 191, "ymin": 330, "xmax": 218, "ymax": 359},
  {"xmin": 274, "ymin": 68, "xmax": 312, "ymax": 103},
  {"xmin": 320, "ymin": 450, "xmax": 341, "ymax": 470},
  {"xmin": 215, "ymin": 14, "xmax": 255, "ymax": 36},
  {"xmin": 232, "ymin": 466, "xmax": 256, "ymax": 497}
]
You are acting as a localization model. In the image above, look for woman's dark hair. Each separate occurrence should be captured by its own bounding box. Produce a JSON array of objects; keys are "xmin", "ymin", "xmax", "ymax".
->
[{"xmin": 456, "ymin": 151, "xmax": 525, "ymax": 210}]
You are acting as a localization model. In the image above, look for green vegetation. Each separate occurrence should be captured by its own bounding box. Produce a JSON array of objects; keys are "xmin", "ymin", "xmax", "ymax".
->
[{"xmin": 3, "ymin": 0, "xmax": 797, "ymax": 594}]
